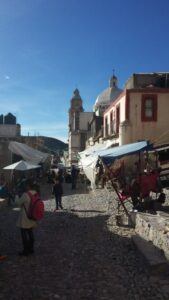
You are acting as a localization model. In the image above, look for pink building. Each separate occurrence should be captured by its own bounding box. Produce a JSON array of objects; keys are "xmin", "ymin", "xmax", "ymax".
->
[{"xmin": 103, "ymin": 73, "xmax": 169, "ymax": 147}]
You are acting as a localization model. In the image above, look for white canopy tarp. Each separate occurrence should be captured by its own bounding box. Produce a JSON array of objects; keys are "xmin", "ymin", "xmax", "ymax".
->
[
  {"xmin": 79, "ymin": 140, "xmax": 114, "ymax": 160},
  {"xmin": 80, "ymin": 155, "xmax": 98, "ymax": 189},
  {"xmin": 9, "ymin": 141, "xmax": 49, "ymax": 164},
  {"xmin": 79, "ymin": 141, "xmax": 152, "ymax": 189},
  {"xmin": 79, "ymin": 141, "xmax": 115, "ymax": 188},
  {"xmin": 3, "ymin": 160, "xmax": 40, "ymax": 171}
]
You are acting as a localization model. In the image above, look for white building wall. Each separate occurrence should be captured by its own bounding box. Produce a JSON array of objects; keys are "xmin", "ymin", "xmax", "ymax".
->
[
  {"xmin": 0, "ymin": 124, "xmax": 20, "ymax": 137},
  {"xmin": 79, "ymin": 112, "xmax": 93, "ymax": 130},
  {"xmin": 126, "ymin": 92, "xmax": 169, "ymax": 145},
  {"xmin": 119, "ymin": 95, "xmax": 126, "ymax": 122},
  {"xmin": 70, "ymin": 134, "xmax": 81, "ymax": 147},
  {"xmin": 104, "ymin": 94, "xmax": 126, "ymax": 138},
  {"xmin": 68, "ymin": 133, "xmax": 81, "ymax": 163}
]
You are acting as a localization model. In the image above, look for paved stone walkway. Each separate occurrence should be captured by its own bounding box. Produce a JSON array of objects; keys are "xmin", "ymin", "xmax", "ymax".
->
[{"xmin": 0, "ymin": 184, "xmax": 169, "ymax": 299}]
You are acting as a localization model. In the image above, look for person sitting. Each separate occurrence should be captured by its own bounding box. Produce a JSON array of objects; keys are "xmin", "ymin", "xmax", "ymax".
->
[
  {"xmin": 134, "ymin": 192, "xmax": 166, "ymax": 212},
  {"xmin": 0, "ymin": 180, "xmax": 13, "ymax": 205},
  {"xmin": 0, "ymin": 254, "xmax": 7, "ymax": 261}
]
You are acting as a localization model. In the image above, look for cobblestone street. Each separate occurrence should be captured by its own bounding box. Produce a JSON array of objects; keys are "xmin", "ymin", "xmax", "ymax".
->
[{"xmin": 0, "ymin": 184, "xmax": 169, "ymax": 300}]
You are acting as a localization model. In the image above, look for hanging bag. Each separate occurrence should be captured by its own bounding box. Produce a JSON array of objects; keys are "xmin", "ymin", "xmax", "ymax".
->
[{"xmin": 24, "ymin": 191, "xmax": 44, "ymax": 221}]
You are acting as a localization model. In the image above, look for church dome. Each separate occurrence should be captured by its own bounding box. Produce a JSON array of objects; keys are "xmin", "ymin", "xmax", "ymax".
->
[{"xmin": 94, "ymin": 74, "xmax": 123, "ymax": 110}]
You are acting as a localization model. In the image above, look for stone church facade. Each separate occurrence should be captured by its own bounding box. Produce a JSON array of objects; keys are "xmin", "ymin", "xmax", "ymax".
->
[
  {"xmin": 68, "ymin": 73, "xmax": 123, "ymax": 165},
  {"xmin": 68, "ymin": 89, "xmax": 93, "ymax": 165}
]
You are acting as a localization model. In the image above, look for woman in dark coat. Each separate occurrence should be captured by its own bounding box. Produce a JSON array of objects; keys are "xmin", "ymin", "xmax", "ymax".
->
[{"xmin": 53, "ymin": 177, "xmax": 63, "ymax": 211}]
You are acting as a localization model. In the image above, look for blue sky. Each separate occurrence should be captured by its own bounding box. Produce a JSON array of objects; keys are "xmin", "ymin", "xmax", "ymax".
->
[{"xmin": 0, "ymin": 0, "xmax": 169, "ymax": 142}]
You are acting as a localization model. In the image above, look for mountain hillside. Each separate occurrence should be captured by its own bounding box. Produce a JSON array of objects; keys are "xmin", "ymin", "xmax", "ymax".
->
[
  {"xmin": 22, "ymin": 136, "xmax": 68, "ymax": 154},
  {"xmin": 41, "ymin": 136, "xmax": 68, "ymax": 153}
]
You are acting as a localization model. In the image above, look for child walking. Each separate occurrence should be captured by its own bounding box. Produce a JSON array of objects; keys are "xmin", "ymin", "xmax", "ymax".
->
[{"xmin": 53, "ymin": 177, "xmax": 63, "ymax": 211}]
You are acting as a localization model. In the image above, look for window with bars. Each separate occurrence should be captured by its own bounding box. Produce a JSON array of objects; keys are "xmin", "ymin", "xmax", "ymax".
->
[
  {"xmin": 145, "ymin": 99, "xmax": 153, "ymax": 117},
  {"xmin": 141, "ymin": 94, "xmax": 157, "ymax": 122},
  {"xmin": 116, "ymin": 106, "xmax": 120, "ymax": 134},
  {"xmin": 110, "ymin": 112, "xmax": 114, "ymax": 134},
  {"xmin": 105, "ymin": 117, "xmax": 108, "ymax": 137}
]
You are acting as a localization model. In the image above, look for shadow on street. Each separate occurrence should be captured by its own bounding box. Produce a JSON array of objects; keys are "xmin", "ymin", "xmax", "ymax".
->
[{"xmin": 0, "ymin": 202, "xmax": 163, "ymax": 300}]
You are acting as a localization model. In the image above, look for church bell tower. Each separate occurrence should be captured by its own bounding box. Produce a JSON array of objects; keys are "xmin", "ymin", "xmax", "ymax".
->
[
  {"xmin": 68, "ymin": 89, "xmax": 84, "ymax": 165},
  {"xmin": 69, "ymin": 89, "xmax": 84, "ymax": 132}
]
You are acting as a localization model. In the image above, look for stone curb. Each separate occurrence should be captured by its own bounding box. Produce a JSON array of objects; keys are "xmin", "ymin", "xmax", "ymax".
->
[{"xmin": 132, "ymin": 234, "xmax": 169, "ymax": 276}]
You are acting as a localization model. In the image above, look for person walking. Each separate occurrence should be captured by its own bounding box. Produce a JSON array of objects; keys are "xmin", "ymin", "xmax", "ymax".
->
[
  {"xmin": 71, "ymin": 165, "xmax": 78, "ymax": 190},
  {"xmin": 15, "ymin": 180, "xmax": 38, "ymax": 256},
  {"xmin": 53, "ymin": 177, "xmax": 63, "ymax": 211}
]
